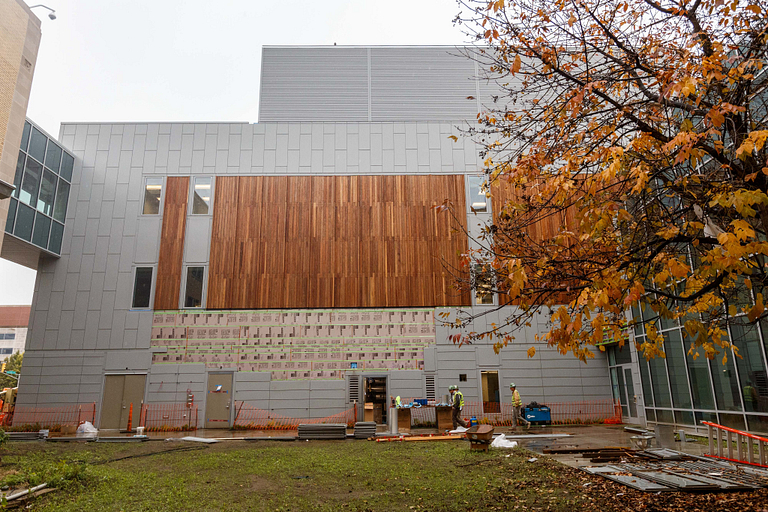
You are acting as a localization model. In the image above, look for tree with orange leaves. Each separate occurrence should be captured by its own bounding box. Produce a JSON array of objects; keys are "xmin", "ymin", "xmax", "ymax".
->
[{"xmin": 444, "ymin": 0, "xmax": 768, "ymax": 364}]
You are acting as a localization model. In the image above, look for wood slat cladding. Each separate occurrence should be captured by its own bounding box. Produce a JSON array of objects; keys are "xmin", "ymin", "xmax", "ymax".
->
[
  {"xmin": 154, "ymin": 177, "xmax": 190, "ymax": 310},
  {"xmin": 207, "ymin": 175, "xmax": 470, "ymax": 309}
]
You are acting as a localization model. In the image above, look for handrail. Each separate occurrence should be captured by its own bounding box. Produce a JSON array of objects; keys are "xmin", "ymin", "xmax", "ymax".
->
[
  {"xmin": 701, "ymin": 421, "xmax": 768, "ymax": 443},
  {"xmin": 702, "ymin": 420, "xmax": 768, "ymax": 467}
]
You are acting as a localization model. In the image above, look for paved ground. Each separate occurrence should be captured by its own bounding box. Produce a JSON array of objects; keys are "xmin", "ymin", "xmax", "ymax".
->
[{"xmin": 70, "ymin": 423, "xmax": 713, "ymax": 469}]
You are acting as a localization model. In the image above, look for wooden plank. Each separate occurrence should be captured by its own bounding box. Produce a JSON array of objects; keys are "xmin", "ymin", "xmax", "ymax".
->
[{"xmin": 154, "ymin": 176, "xmax": 189, "ymax": 310}]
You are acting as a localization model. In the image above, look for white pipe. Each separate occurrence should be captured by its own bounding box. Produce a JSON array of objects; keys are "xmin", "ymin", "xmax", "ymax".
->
[{"xmin": 5, "ymin": 483, "xmax": 48, "ymax": 501}]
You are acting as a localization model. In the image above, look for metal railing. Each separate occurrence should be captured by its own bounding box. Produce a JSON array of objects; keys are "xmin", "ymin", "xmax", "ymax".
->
[{"xmin": 703, "ymin": 420, "xmax": 768, "ymax": 467}]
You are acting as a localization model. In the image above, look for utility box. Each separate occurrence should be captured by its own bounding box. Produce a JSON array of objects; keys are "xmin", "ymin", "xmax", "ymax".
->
[{"xmin": 364, "ymin": 403, "xmax": 374, "ymax": 422}]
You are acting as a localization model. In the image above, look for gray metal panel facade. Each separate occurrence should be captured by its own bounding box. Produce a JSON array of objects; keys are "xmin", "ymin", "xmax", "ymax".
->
[{"xmin": 16, "ymin": 45, "xmax": 613, "ymax": 425}]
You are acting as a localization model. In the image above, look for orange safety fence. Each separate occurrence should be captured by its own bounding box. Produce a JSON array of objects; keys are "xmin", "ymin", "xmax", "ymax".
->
[
  {"xmin": 233, "ymin": 402, "xmax": 357, "ymax": 430},
  {"xmin": 400, "ymin": 398, "xmax": 621, "ymax": 427},
  {"xmin": 8, "ymin": 403, "xmax": 97, "ymax": 431},
  {"xmin": 140, "ymin": 403, "xmax": 198, "ymax": 432}
]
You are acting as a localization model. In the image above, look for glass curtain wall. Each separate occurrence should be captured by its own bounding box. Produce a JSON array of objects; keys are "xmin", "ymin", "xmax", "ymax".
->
[
  {"xmin": 633, "ymin": 299, "xmax": 768, "ymax": 432},
  {"xmin": 5, "ymin": 120, "xmax": 73, "ymax": 255}
]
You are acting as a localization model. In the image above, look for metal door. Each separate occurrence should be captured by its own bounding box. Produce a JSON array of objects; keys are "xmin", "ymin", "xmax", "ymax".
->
[
  {"xmin": 205, "ymin": 372, "xmax": 233, "ymax": 428},
  {"xmin": 101, "ymin": 375, "xmax": 125, "ymax": 429},
  {"xmin": 101, "ymin": 374, "xmax": 146, "ymax": 430}
]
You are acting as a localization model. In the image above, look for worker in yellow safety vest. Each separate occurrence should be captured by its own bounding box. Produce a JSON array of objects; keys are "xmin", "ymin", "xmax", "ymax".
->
[
  {"xmin": 510, "ymin": 383, "xmax": 530, "ymax": 429},
  {"xmin": 449, "ymin": 385, "xmax": 468, "ymax": 429}
]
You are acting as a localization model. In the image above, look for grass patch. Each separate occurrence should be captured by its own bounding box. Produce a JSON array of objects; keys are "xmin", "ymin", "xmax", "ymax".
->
[{"xmin": 0, "ymin": 439, "xmax": 766, "ymax": 511}]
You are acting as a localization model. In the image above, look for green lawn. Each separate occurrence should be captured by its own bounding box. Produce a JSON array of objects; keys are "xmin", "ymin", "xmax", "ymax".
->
[{"xmin": 0, "ymin": 438, "xmax": 766, "ymax": 511}]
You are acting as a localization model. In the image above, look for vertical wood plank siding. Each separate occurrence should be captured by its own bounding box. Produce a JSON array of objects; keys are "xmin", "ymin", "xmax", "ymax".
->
[
  {"xmin": 154, "ymin": 176, "xmax": 190, "ymax": 310},
  {"xmin": 207, "ymin": 175, "xmax": 470, "ymax": 309}
]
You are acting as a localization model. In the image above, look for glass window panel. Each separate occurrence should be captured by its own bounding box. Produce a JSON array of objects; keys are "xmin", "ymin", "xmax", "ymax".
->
[
  {"xmin": 45, "ymin": 142, "xmax": 62, "ymax": 173},
  {"xmin": 60, "ymin": 153, "xmax": 74, "ymax": 182},
  {"xmin": 695, "ymin": 411, "xmax": 718, "ymax": 424},
  {"xmin": 649, "ymin": 355, "xmax": 672, "ymax": 407},
  {"xmin": 32, "ymin": 213, "xmax": 51, "ymax": 248},
  {"xmin": 610, "ymin": 367, "xmax": 620, "ymax": 402},
  {"xmin": 468, "ymin": 176, "xmax": 488, "ymax": 212},
  {"xmin": 608, "ymin": 346, "xmax": 616, "ymax": 367},
  {"xmin": 686, "ymin": 342, "xmax": 716, "ymax": 410},
  {"xmin": 20, "ymin": 157, "xmax": 42, "ymax": 208},
  {"xmin": 143, "ymin": 178, "xmax": 163, "ymax": 215},
  {"xmin": 20, "ymin": 121, "xmax": 30, "ymax": 151},
  {"xmin": 192, "ymin": 177, "xmax": 212, "ymax": 214},
  {"xmin": 710, "ymin": 341, "xmax": 743, "ymax": 411},
  {"xmin": 637, "ymin": 348, "xmax": 655, "ymax": 406},
  {"xmin": 14, "ymin": 203, "xmax": 35, "ymax": 241},
  {"xmin": 53, "ymin": 180, "xmax": 70, "ymax": 223},
  {"xmin": 674, "ymin": 410, "xmax": 695, "ymax": 425},
  {"xmin": 718, "ymin": 413, "xmax": 745, "ymax": 430},
  {"xmin": 5, "ymin": 198, "xmax": 17, "ymax": 233},
  {"xmin": 27, "ymin": 126, "xmax": 47, "ymax": 163},
  {"xmin": 184, "ymin": 267, "xmax": 205, "ymax": 308},
  {"xmin": 645, "ymin": 408, "xmax": 655, "ymax": 422},
  {"xmin": 48, "ymin": 221, "xmax": 64, "ymax": 254},
  {"xmin": 656, "ymin": 409, "xmax": 674, "ymax": 423},
  {"xmin": 729, "ymin": 322, "xmax": 768, "ymax": 413},
  {"xmin": 615, "ymin": 344, "xmax": 632, "ymax": 365},
  {"xmin": 631, "ymin": 304, "xmax": 644, "ymax": 336},
  {"xmin": 132, "ymin": 267, "xmax": 153, "ymax": 308},
  {"xmin": 617, "ymin": 369, "xmax": 628, "ymax": 407},
  {"xmin": 473, "ymin": 264, "xmax": 494, "ymax": 305},
  {"xmin": 625, "ymin": 368, "xmax": 638, "ymax": 417},
  {"xmin": 12, "ymin": 151, "xmax": 25, "ymax": 199},
  {"xmin": 665, "ymin": 330, "xmax": 692, "ymax": 408},
  {"xmin": 746, "ymin": 415, "xmax": 768, "ymax": 434},
  {"xmin": 37, "ymin": 170, "xmax": 56, "ymax": 216}
]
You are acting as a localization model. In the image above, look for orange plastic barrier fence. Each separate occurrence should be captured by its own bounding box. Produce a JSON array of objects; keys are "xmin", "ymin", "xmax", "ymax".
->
[
  {"xmin": 233, "ymin": 402, "xmax": 356, "ymax": 430},
  {"xmin": 140, "ymin": 403, "xmax": 198, "ymax": 432},
  {"xmin": 400, "ymin": 398, "xmax": 621, "ymax": 426},
  {"xmin": 10, "ymin": 403, "xmax": 96, "ymax": 430}
]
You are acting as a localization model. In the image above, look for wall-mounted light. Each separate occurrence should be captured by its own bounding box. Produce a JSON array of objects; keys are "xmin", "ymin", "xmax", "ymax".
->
[{"xmin": 29, "ymin": 4, "xmax": 57, "ymax": 20}]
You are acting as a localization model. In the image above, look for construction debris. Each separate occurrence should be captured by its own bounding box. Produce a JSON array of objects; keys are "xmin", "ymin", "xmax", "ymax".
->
[
  {"xmin": 579, "ymin": 449, "xmax": 768, "ymax": 492},
  {"xmin": 353, "ymin": 422, "xmax": 377, "ymax": 439},
  {"xmin": 297, "ymin": 423, "xmax": 347, "ymax": 440}
]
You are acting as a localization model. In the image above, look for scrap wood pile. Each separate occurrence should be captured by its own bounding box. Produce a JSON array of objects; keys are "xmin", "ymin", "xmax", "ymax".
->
[{"xmin": 547, "ymin": 446, "xmax": 768, "ymax": 492}]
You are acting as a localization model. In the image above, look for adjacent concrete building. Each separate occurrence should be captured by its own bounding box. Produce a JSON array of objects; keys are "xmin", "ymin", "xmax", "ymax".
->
[{"xmin": 0, "ymin": 305, "xmax": 30, "ymax": 356}]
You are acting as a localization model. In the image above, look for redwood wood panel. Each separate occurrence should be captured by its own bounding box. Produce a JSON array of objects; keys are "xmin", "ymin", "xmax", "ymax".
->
[
  {"xmin": 154, "ymin": 177, "xmax": 190, "ymax": 310},
  {"xmin": 207, "ymin": 175, "xmax": 470, "ymax": 309}
]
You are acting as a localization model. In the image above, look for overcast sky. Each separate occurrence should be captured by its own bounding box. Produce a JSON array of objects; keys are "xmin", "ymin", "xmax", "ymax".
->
[{"xmin": 0, "ymin": 0, "xmax": 469, "ymax": 305}]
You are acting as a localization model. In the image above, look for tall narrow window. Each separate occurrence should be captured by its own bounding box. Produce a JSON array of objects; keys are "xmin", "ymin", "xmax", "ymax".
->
[
  {"xmin": 184, "ymin": 267, "xmax": 205, "ymax": 308},
  {"xmin": 473, "ymin": 264, "xmax": 495, "ymax": 305},
  {"xmin": 132, "ymin": 267, "xmax": 154, "ymax": 308},
  {"xmin": 37, "ymin": 170, "xmax": 57, "ymax": 216},
  {"xmin": 143, "ymin": 178, "xmax": 163, "ymax": 215},
  {"xmin": 468, "ymin": 176, "xmax": 488, "ymax": 212},
  {"xmin": 20, "ymin": 158, "xmax": 42, "ymax": 207},
  {"xmin": 192, "ymin": 177, "xmax": 212, "ymax": 214}
]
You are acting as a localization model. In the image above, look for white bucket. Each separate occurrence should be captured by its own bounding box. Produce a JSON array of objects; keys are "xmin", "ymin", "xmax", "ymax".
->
[{"xmin": 136, "ymin": 426, "xmax": 145, "ymax": 436}]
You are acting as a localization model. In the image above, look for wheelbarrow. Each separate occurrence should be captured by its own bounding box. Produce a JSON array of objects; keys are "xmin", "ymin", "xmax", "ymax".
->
[{"xmin": 465, "ymin": 424, "xmax": 495, "ymax": 452}]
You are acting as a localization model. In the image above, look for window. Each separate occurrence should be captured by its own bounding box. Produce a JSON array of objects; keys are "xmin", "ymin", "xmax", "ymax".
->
[
  {"xmin": 0, "ymin": 333, "xmax": 14, "ymax": 340},
  {"xmin": 468, "ymin": 176, "xmax": 488, "ymax": 212},
  {"xmin": 459, "ymin": 374, "xmax": 467, "ymax": 382},
  {"xmin": 37, "ymin": 170, "xmax": 57, "ymax": 216},
  {"xmin": 191, "ymin": 177, "xmax": 212, "ymax": 215},
  {"xmin": 0, "ymin": 348, "xmax": 12, "ymax": 355},
  {"xmin": 132, "ymin": 267, "xmax": 154, "ymax": 308},
  {"xmin": 472, "ymin": 264, "xmax": 495, "ymax": 305},
  {"xmin": 45, "ymin": 142, "xmax": 62, "ymax": 173},
  {"xmin": 20, "ymin": 157, "xmax": 42, "ymax": 207},
  {"xmin": 183, "ymin": 267, "xmax": 205, "ymax": 308},
  {"xmin": 27, "ymin": 126, "xmax": 47, "ymax": 164},
  {"xmin": 143, "ymin": 178, "xmax": 163, "ymax": 215},
  {"xmin": 53, "ymin": 180, "xmax": 70, "ymax": 223}
]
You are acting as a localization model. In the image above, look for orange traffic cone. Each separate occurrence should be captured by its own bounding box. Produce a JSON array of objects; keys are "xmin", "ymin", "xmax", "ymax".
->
[{"xmin": 126, "ymin": 403, "xmax": 133, "ymax": 432}]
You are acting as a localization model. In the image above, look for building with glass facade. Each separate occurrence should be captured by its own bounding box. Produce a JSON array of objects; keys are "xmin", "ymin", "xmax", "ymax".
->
[{"xmin": 5, "ymin": 120, "xmax": 73, "ymax": 257}]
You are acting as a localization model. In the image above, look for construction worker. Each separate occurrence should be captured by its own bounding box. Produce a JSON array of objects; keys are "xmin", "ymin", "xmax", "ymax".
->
[
  {"xmin": 510, "ymin": 383, "xmax": 530, "ymax": 429},
  {"xmin": 744, "ymin": 381, "xmax": 759, "ymax": 412},
  {"xmin": 449, "ymin": 385, "xmax": 468, "ymax": 429}
]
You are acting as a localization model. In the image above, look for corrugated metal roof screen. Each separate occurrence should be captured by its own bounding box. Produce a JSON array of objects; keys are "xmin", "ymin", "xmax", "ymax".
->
[{"xmin": 258, "ymin": 47, "xmax": 482, "ymax": 122}]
